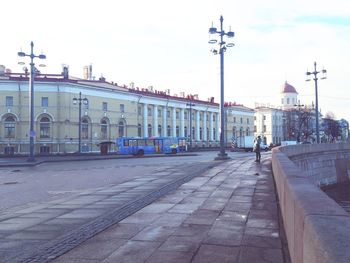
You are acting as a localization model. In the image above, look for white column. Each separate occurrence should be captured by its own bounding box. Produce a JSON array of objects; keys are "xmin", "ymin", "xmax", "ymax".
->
[
  {"xmin": 203, "ymin": 112, "xmax": 207, "ymax": 141},
  {"xmin": 216, "ymin": 113, "xmax": 220, "ymax": 141},
  {"xmin": 153, "ymin": 105, "xmax": 158, "ymax": 137},
  {"xmin": 172, "ymin": 107, "xmax": 176, "ymax": 137},
  {"xmin": 196, "ymin": 111, "xmax": 200, "ymax": 141},
  {"xmin": 162, "ymin": 106, "xmax": 167, "ymax": 137},
  {"xmin": 143, "ymin": 103, "xmax": 148, "ymax": 137},
  {"xmin": 210, "ymin": 112, "xmax": 214, "ymax": 141},
  {"xmin": 180, "ymin": 108, "xmax": 185, "ymax": 137}
]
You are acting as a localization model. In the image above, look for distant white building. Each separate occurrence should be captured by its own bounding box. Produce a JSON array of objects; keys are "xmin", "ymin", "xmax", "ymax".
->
[
  {"xmin": 254, "ymin": 106, "xmax": 284, "ymax": 145},
  {"xmin": 254, "ymin": 82, "xmax": 298, "ymax": 145}
]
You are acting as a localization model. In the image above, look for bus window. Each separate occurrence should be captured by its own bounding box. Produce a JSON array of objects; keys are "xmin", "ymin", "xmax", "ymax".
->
[
  {"xmin": 123, "ymin": 140, "xmax": 129, "ymax": 147},
  {"xmin": 146, "ymin": 139, "xmax": 155, "ymax": 146},
  {"xmin": 137, "ymin": 139, "xmax": 146, "ymax": 146}
]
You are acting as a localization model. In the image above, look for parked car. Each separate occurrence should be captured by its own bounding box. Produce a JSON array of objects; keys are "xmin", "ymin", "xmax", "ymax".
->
[{"xmin": 260, "ymin": 144, "xmax": 269, "ymax": 151}]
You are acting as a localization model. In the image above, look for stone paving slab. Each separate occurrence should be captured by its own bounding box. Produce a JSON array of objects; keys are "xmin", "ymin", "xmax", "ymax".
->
[{"xmin": 52, "ymin": 155, "xmax": 291, "ymax": 263}]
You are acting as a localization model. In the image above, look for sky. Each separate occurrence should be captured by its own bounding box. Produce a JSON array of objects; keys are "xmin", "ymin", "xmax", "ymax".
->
[{"xmin": 2, "ymin": 0, "xmax": 350, "ymax": 120}]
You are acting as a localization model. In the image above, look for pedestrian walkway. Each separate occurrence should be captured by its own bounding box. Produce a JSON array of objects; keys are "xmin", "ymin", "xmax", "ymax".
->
[{"xmin": 52, "ymin": 155, "xmax": 290, "ymax": 263}]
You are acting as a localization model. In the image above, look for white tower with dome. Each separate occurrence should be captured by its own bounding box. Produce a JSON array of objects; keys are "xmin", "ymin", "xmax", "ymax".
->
[{"xmin": 281, "ymin": 81, "xmax": 298, "ymax": 110}]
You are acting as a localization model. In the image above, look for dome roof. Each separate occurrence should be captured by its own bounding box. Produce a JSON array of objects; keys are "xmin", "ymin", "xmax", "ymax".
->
[{"xmin": 281, "ymin": 81, "xmax": 298, "ymax": 94}]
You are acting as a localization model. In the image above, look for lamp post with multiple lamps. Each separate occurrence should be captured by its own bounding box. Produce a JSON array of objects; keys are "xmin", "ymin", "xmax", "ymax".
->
[
  {"xmin": 186, "ymin": 102, "xmax": 195, "ymax": 150},
  {"xmin": 73, "ymin": 92, "xmax": 88, "ymax": 154},
  {"xmin": 18, "ymin": 41, "xmax": 46, "ymax": 162},
  {"xmin": 306, "ymin": 62, "xmax": 327, "ymax": 143},
  {"xmin": 208, "ymin": 16, "xmax": 234, "ymax": 160}
]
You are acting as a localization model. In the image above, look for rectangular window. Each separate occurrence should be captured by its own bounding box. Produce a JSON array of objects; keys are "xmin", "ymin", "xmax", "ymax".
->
[
  {"xmin": 247, "ymin": 118, "xmax": 250, "ymax": 124},
  {"xmin": 184, "ymin": 111, "xmax": 188, "ymax": 119},
  {"xmin": 167, "ymin": 110, "xmax": 170, "ymax": 118},
  {"xmin": 103, "ymin": 102, "xmax": 108, "ymax": 111},
  {"xmin": 120, "ymin": 104, "xmax": 125, "ymax": 113},
  {"xmin": 138, "ymin": 106, "xmax": 142, "ymax": 116},
  {"xmin": 158, "ymin": 109, "xmax": 162, "ymax": 117},
  {"xmin": 138, "ymin": 124, "xmax": 142, "ymax": 137},
  {"xmin": 148, "ymin": 107, "xmax": 152, "ymax": 116},
  {"xmin": 40, "ymin": 123, "xmax": 50, "ymax": 138},
  {"xmin": 6, "ymin": 96, "xmax": 13, "ymax": 107},
  {"xmin": 233, "ymin": 117, "xmax": 236, "ymax": 123},
  {"xmin": 146, "ymin": 139, "xmax": 154, "ymax": 146},
  {"xmin": 101, "ymin": 125, "xmax": 107, "ymax": 140},
  {"xmin": 82, "ymin": 124, "xmax": 89, "ymax": 139},
  {"xmin": 240, "ymin": 117, "xmax": 243, "ymax": 124},
  {"xmin": 263, "ymin": 125, "xmax": 267, "ymax": 132},
  {"xmin": 138, "ymin": 140, "xmax": 146, "ymax": 146},
  {"xmin": 41, "ymin": 97, "xmax": 48, "ymax": 107},
  {"xmin": 5, "ymin": 122, "xmax": 15, "ymax": 138},
  {"xmin": 176, "ymin": 111, "xmax": 180, "ymax": 119}
]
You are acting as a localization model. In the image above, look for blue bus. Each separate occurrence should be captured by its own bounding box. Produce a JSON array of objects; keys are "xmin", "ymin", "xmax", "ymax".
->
[{"xmin": 116, "ymin": 137, "xmax": 187, "ymax": 156}]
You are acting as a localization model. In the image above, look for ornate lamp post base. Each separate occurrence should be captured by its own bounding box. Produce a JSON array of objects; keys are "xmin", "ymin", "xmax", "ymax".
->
[{"xmin": 215, "ymin": 152, "xmax": 230, "ymax": 160}]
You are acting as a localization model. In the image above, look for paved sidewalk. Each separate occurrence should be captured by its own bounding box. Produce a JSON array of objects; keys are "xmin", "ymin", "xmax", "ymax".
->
[{"xmin": 52, "ymin": 155, "xmax": 290, "ymax": 263}]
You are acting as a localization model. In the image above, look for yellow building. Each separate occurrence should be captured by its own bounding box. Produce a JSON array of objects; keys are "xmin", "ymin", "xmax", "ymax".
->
[
  {"xmin": 0, "ymin": 69, "xmax": 222, "ymax": 154},
  {"xmin": 224, "ymin": 102, "xmax": 255, "ymax": 143},
  {"xmin": 0, "ymin": 67, "xmax": 256, "ymax": 155}
]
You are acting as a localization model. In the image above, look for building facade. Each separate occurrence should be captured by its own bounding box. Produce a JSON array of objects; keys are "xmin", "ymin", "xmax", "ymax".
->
[
  {"xmin": 254, "ymin": 106, "xmax": 284, "ymax": 145},
  {"xmin": 224, "ymin": 102, "xmax": 255, "ymax": 144},
  {"xmin": 0, "ymin": 68, "xmax": 253, "ymax": 155}
]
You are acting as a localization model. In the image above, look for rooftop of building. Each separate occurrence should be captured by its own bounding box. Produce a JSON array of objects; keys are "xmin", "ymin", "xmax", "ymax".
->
[{"xmin": 281, "ymin": 81, "xmax": 298, "ymax": 94}]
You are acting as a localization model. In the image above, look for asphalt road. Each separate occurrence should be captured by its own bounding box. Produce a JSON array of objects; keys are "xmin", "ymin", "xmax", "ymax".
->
[{"xmin": 0, "ymin": 151, "xmax": 255, "ymax": 213}]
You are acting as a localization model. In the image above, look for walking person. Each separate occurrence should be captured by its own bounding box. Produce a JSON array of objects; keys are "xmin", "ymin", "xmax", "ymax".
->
[{"xmin": 253, "ymin": 136, "xmax": 262, "ymax": 163}]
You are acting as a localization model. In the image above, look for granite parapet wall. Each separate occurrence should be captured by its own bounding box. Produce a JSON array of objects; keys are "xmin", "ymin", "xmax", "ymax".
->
[{"xmin": 272, "ymin": 143, "xmax": 350, "ymax": 263}]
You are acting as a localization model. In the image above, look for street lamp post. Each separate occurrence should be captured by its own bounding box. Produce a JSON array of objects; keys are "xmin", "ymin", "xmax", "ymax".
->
[
  {"xmin": 209, "ymin": 16, "xmax": 234, "ymax": 160},
  {"xmin": 73, "ymin": 92, "xmax": 88, "ymax": 154},
  {"xmin": 306, "ymin": 62, "xmax": 327, "ymax": 143},
  {"xmin": 18, "ymin": 42, "xmax": 46, "ymax": 162},
  {"xmin": 186, "ymin": 102, "xmax": 195, "ymax": 150}
]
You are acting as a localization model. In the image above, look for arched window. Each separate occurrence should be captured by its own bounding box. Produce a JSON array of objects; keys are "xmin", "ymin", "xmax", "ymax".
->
[
  {"xmin": 4, "ymin": 116, "xmax": 16, "ymax": 138},
  {"xmin": 137, "ymin": 124, "xmax": 142, "ymax": 137},
  {"xmin": 118, "ymin": 121, "xmax": 125, "ymax": 137},
  {"xmin": 82, "ymin": 118, "xmax": 89, "ymax": 139},
  {"xmin": 148, "ymin": 124, "xmax": 152, "ymax": 137},
  {"xmin": 100, "ymin": 119, "xmax": 108, "ymax": 139},
  {"xmin": 158, "ymin": 125, "xmax": 162, "ymax": 137},
  {"xmin": 40, "ymin": 117, "xmax": 51, "ymax": 138},
  {"xmin": 232, "ymin": 126, "xmax": 237, "ymax": 139}
]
